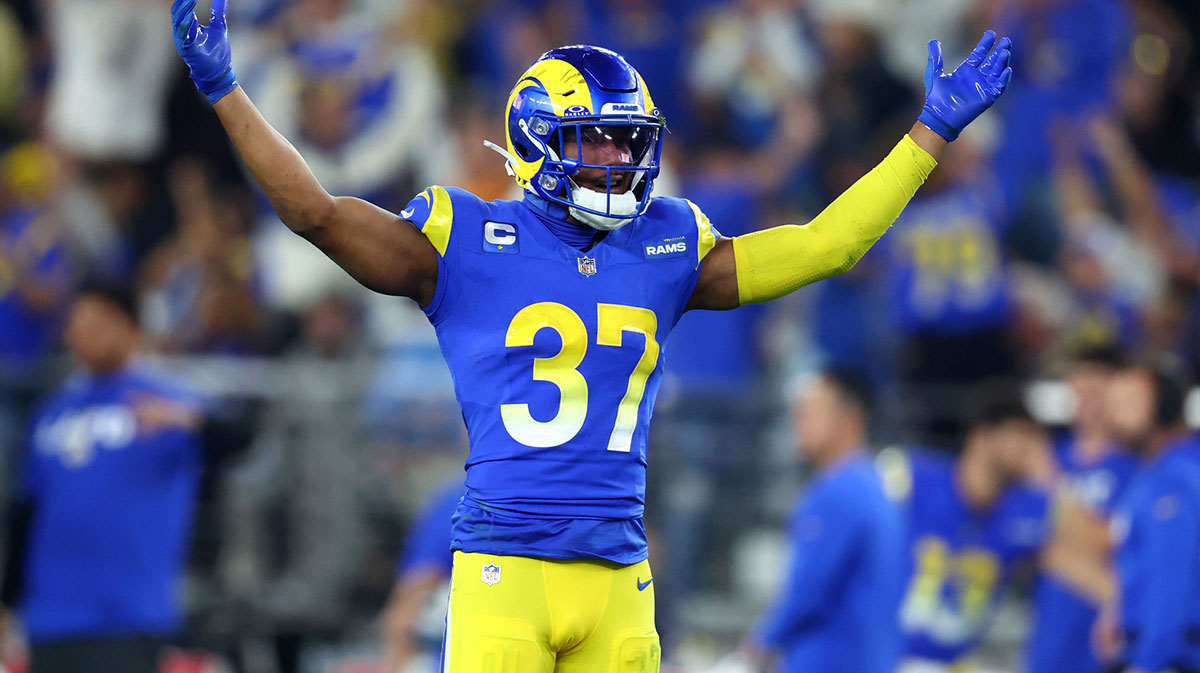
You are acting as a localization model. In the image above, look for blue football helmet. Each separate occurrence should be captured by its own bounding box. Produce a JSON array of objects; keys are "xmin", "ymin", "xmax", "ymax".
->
[{"xmin": 488, "ymin": 45, "xmax": 666, "ymax": 230}]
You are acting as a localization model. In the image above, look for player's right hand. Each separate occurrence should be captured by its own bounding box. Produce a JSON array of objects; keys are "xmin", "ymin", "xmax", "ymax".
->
[
  {"xmin": 172, "ymin": 0, "xmax": 238, "ymax": 105},
  {"xmin": 919, "ymin": 30, "xmax": 1013, "ymax": 142}
]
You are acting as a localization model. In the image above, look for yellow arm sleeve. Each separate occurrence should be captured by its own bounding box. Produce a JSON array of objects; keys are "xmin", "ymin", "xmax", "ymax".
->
[{"xmin": 731, "ymin": 135, "xmax": 937, "ymax": 304}]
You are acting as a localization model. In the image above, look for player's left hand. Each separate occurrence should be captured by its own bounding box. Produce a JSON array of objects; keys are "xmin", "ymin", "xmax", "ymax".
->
[
  {"xmin": 919, "ymin": 30, "xmax": 1013, "ymax": 142},
  {"xmin": 172, "ymin": 0, "xmax": 238, "ymax": 104}
]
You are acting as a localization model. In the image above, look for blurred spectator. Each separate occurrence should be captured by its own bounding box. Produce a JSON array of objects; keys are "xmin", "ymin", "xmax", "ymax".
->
[
  {"xmin": 1112, "ymin": 0, "xmax": 1200, "ymax": 179},
  {"xmin": 687, "ymin": 0, "xmax": 819, "ymax": 148},
  {"xmin": 884, "ymin": 389, "xmax": 1054, "ymax": 670},
  {"xmin": 1097, "ymin": 362, "xmax": 1200, "ymax": 672},
  {"xmin": 0, "ymin": 144, "xmax": 74, "ymax": 372},
  {"xmin": 139, "ymin": 160, "xmax": 264, "ymax": 354},
  {"xmin": 0, "ymin": 283, "xmax": 208, "ymax": 673},
  {"xmin": 0, "ymin": 142, "xmax": 76, "ymax": 501},
  {"xmin": 744, "ymin": 371, "xmax": 904, "ymax": 673},
  {"xmin": 990, "ymin": 0, "xmax": 1130, "ymax": 240},
  {"xmin": 455, "ymin": 0, "xmax": 578, "ymax": 100},
  {"xmin": 381, "ymin": 478, "xmax": 461, "ymax": 673},
  {"xmin": 878, "ymin": 132, "xmax": 1016, "ymax": 446},
  {"xmin": 807, "ymin": 2, "xmax": 919, "ymax": 206},
  {"xmin": 581, "ymin": 0, "xmax": 697, "ymax": 136},
  {"xmin": 248, "ymin": 0, "xmax": 449, "ymax": 208},
  {"xmin": 44, "ymin": 0, "xmax": 176, "ymax": 161},
  {"xmin": 1027, "ymin": 346, "xmax": 1137, "ymax": 673},
  {"xmin": 221, "ymin": 291, "xmax": 376, "ymax": 672}
]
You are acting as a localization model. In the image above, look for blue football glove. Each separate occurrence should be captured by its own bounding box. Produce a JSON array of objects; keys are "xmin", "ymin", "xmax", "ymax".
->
[
  {"xmin": 172, "ymin": 0, "xmax": 238, "ymax": 105},
  {"xmin": 918, "ymin": 31, "xmax": 1013, "ymax": 142}
]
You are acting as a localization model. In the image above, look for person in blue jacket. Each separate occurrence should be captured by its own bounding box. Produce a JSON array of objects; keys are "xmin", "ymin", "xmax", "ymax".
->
[
  {"xmin": 745, "ymin": 369, "xmax": 905, "ymax": 673},
  {"xmin": 1096, "ymin": 362, "xmax": 1200, "ymax": 673},
  {"xmin": 0, "ymin": 283, "xmax": 231, "ymax": 673}
]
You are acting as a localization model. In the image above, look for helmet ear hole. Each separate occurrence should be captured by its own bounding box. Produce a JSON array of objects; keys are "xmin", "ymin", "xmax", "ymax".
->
[{"xmin": 513, "ymin": 141, "xmax": 532, "ymax": 160}]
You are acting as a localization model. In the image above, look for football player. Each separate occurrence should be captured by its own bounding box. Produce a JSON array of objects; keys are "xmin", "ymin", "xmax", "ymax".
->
[
  {"xmin": 171, "ymin": 1, "xmax": 1013, "ymax": 670},
  {"xmin": 880, "ymin": 390, "xmax": 1054, "ymax": 672}
]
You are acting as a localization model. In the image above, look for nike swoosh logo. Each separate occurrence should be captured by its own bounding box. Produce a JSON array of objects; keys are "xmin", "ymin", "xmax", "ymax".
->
[
  {"xmin": 637, "ymin": 577, "xmax": 653, "ymax": 591},
  {"xmin": 400, "ymin": 207, "xmax": 415, "ymax": 219}
]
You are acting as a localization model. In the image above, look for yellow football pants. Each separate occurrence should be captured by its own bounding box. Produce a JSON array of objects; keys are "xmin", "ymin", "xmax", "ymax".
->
[{"xmin": 441, "ymin": 551, "xmax": 661, "ymax": 673}]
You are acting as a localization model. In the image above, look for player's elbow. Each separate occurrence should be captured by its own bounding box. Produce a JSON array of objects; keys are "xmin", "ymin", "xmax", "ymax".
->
[
  {"xmin": 288, "ymin": 194, "xmax": 340, "ymax": 239},
  {"xmin": 820, "ymin": 250, "xmax": 864, "ymax": 281}
]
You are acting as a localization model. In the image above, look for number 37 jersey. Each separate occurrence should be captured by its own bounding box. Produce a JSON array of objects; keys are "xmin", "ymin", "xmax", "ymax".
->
[{"xmin": 403, "ymin": 186, "xmax": 720, "ymax": 564}]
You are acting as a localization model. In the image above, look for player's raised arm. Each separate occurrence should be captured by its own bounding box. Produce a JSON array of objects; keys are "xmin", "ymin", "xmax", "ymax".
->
[
  {"xmin": 688, "ymin": 32, "xmax": 1013, "ymax": 311},
  {"xmin": 171, "ymin": 0, "xmax": 438, "ymax": 304}
]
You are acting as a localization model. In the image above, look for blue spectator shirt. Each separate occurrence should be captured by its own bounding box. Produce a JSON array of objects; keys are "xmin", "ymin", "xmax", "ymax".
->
[
  {"xmin": 1112, "ymin": 436, "xmax": 1200, "ymax": 672},
  {"xmin": 753, "ymin": 454, "xmax": 905, "ymax": 673},
  {"xmin": 18, "ymin": 365, "xmax": 204, "ymax": 643},
  {"xmin": 397, "ymin": 480, "xmax": 463, "ymax": 579}
]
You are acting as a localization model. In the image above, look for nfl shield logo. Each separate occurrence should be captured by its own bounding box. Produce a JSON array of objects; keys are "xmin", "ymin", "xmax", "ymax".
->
[
  {"xmin": 577, "ymin": 256, "xmax": 597, "ymax": 277},
  {"xmin": 481, "ymin": 563, "xmax": 502, "ymax": 585}
]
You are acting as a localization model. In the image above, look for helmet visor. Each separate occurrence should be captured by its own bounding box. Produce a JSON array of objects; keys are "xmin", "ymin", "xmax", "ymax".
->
[{"xmin": 559, "ymin": 123, "xmax": 661, "ymax": 169}]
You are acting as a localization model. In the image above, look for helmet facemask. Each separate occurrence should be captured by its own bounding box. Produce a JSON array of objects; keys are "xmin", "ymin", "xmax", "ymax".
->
[
  {"xmin": 505, "ymin": 115, "xmax": 663, "ymax": 230},
  {"xmin": 556, "ymin": 123, "xmax": 661, "ymax": 230}
]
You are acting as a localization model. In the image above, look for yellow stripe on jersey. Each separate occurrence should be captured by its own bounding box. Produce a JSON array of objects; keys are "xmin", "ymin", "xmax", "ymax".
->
[
  {"xmin": 686, "ymin": 200, "xmax": 717, "ymax": 269},
  {"xmin": 421, "ymin": 185, "xmax": 454, "ymax": 257},
  {"xmin": 731, "ymin": 134, "xmax": 937, "ymax": 305}
]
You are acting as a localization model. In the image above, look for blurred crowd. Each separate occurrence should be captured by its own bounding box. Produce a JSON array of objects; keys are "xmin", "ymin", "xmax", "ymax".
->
[{"xmin": 1, "ymin": 0, "xmax": 1198, "ymax": 671}]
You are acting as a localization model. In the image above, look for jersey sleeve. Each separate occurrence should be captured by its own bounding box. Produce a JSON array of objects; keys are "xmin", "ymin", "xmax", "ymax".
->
[
  {"xmin": 684, "ymin": 199, "xmax": 721, "ymax": 269},
  {"xmin": 658, "ymin": 198, "xmax": 721, "ymax": 325},
  {"xmin": 400, "ymin": 185, "xmax": 485, "ymax": 324},
  {"xmin": 401, "ymin": 186, "xmax": 454, "ymax": 322}
]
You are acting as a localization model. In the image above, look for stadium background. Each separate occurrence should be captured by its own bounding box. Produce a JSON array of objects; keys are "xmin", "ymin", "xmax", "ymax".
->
[{"xmin": 1, "ymin": 0, "xmax": 1198, "ymax": 671}]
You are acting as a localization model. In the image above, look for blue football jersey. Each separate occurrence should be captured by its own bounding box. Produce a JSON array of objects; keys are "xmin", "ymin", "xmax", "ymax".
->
[
  {"xmin": 886, "ymin": 449, "xmax": 1049, "ymax": 662},
  {"xmin": 879, "ymin": 178, "xmax": 1012, "ymax": 336},
  {"xmin": 1026, "ymin": 435, "xmax": 1137, "ymax": 673},
  {"xmin": 19, "ymin": 364, "xmax": 205, "ymax": 643},
  {"xmin": 402, "ymin": 187, "xmax": 719, "ymax": 564}
]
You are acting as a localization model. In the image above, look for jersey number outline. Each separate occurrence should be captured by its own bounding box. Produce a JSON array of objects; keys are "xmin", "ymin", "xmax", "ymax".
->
[
  {"xmin": 500, "ymin": 302, "xmax": 659, "ymax": 451},
  {"xmin": 899, "ymin": 535, "xmax": 1000, "ymax": 645}
]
